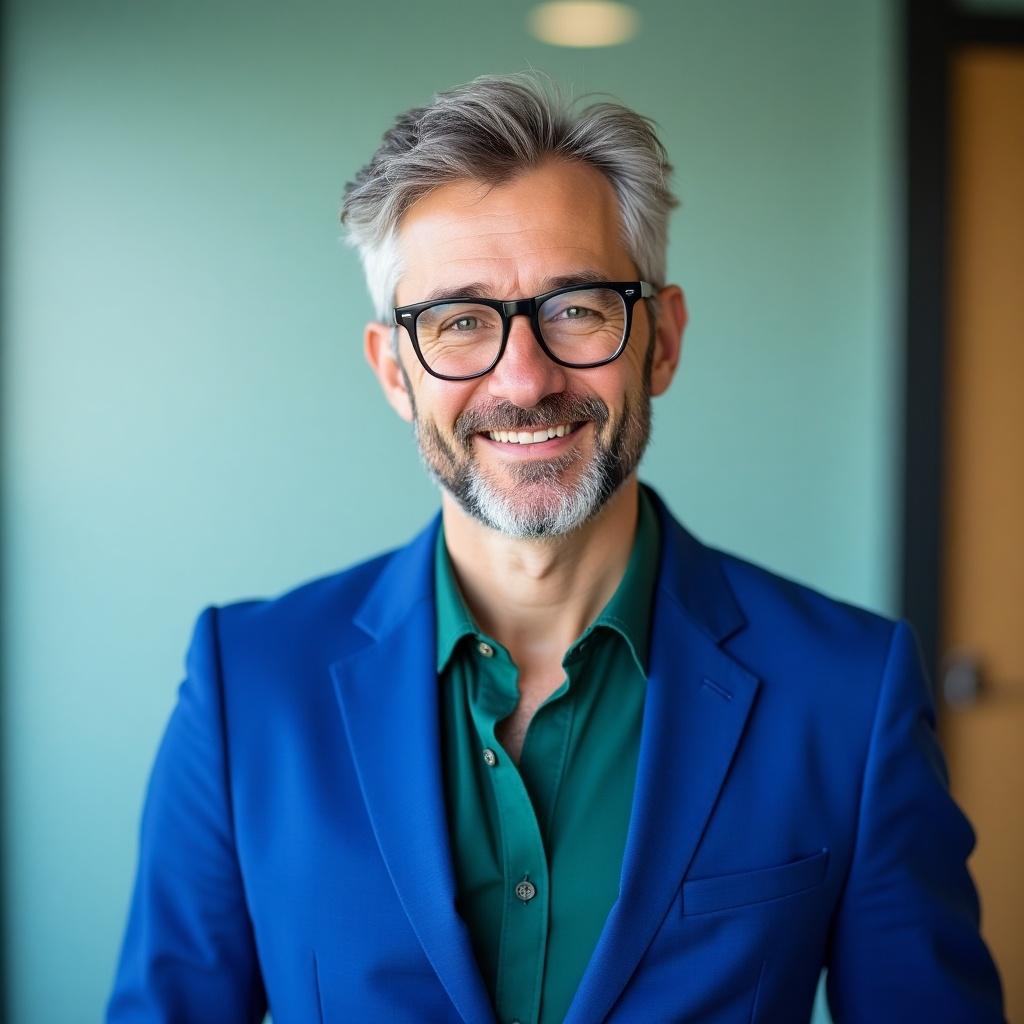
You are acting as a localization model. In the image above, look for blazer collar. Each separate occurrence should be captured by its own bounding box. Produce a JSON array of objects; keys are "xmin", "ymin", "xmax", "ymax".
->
[
  {"xmin": 643, "ymin": 484, "xmax": 747, "ymax": 645},
  {"xmin": 351, "ymin": 512, "xmax": 441, "ymax": 642}
]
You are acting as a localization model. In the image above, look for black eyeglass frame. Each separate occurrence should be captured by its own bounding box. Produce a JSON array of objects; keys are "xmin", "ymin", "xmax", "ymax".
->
[{"xmin": 392, "ymin": 280, "xmax": 656, "ymax": 382}]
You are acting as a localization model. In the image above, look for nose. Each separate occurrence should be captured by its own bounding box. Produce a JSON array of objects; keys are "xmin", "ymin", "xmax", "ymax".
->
[{"xmin": 485, "ymin": 313, "xmax": 567, "ymax": 409}]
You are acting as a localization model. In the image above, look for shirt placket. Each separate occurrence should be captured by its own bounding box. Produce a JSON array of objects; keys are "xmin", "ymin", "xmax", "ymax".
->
[{"xmin": 467, "ymin": 639, "xmax": 551, "ymax": 1024}]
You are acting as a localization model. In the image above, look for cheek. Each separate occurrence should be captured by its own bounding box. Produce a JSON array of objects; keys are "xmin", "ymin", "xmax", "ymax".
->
[
  {"xmin": 570, "ymin": 366, "xmax": 634, "ymax": 416},
  {"xmin": 622, "ymin": 332, "xmax": 653, "ymax": 377},
  {"xmin": 413, "ymin": 379, "xmax": 479, "ymax": 430}
]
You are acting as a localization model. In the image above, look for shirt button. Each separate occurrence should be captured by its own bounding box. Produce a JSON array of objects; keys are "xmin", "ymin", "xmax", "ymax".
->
[
  {"xmin": 477, "ymin": 641, "xmax": 494, "ymax": 658},
  {"xmin": 482, "ymin": 747, "xmax": 498, "ymax": 767},
  {"xmin": 515, "ymin": 878, "xmax": 537, "ymax": 903}
]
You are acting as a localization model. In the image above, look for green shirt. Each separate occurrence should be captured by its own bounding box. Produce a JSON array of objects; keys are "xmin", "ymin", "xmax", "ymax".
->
[{"xmin": 436, "ymin": 490, "xmax": 660, "ymax": 1024}]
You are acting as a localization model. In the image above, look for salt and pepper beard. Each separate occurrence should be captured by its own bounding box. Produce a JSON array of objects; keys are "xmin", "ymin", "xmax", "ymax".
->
[{"xmin": 400, "ymin": 332, "xmax": 655, "ymax": 540}]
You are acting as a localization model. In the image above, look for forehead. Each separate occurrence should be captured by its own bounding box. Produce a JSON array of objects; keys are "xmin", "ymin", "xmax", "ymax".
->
[{"xmin": 394, "ymin": 159, "xmax": 635, "ymax": 304}]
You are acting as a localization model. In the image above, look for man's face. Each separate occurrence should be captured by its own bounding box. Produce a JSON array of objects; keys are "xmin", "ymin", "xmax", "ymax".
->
[{"xmin": 370, "ymin": 159, "xmax": 680, "ymax": 539}]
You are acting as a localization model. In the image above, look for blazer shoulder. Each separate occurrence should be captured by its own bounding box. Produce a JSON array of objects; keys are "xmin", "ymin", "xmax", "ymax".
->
[
  {"xmin": 649, "ymin": 488, "xmax": 898, "ymax": 672},
  {"xmin": 711, "ymin": 542, "xmax": 902, "ymax": 679},
  {"xmin": 236, "ymin": 546, "xmax": 395, "ymax": 611},
  {"xmin": 210, "ymin": 545, "xmax": 402, "ymax": 665}
]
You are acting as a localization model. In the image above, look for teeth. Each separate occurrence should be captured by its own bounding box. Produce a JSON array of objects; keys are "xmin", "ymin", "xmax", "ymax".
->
[{"xmin": 486, "ymin": 423, "xmax": 575, "ymax": 445}]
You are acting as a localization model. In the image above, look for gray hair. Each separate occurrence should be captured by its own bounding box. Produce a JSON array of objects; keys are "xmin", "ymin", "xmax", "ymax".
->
[{"xmin": 340, "ymin": 73, "xmax": 678, "ymax": 321}]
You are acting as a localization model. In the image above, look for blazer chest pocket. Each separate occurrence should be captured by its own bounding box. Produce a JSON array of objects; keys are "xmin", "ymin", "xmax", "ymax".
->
[{"xmin": 681, "ymin": 847, "xmax": 829, "ymax": 916}]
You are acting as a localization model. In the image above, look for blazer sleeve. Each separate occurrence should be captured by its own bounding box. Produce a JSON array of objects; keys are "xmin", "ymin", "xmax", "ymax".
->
[
  {"xmin": 825, "ymin": 619, "xmax": 1005, "ymax": 1022},
  {"xmin": 106, "ymin": 606, "xmax": 267, "ymax": 1023}
]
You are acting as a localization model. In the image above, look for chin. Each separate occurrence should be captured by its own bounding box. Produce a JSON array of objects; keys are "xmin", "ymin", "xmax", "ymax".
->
[{"xmin": 459, "ymin": 465, "xmax": 616, "ymax": 540}]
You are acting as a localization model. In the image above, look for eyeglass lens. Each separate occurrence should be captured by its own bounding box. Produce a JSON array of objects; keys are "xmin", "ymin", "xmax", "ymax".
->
[{"xmin": 414, "ymin": 287, "xmax": 628, "ymax": 378}]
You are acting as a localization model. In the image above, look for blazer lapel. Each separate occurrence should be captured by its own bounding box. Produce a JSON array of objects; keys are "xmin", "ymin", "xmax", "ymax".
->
[
  {"xmin": 330, "ymin": 518, "xmax": 495, "ymax": 1024},
  {"xmin": 565, "ymin": 494, "xmax": 761, "ymax": 1023}
]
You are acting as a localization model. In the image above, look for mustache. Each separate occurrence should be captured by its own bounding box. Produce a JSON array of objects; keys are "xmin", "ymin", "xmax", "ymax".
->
[{"xmin": 453, "ymin": 394, "xmax": 610, "ymax": 445}]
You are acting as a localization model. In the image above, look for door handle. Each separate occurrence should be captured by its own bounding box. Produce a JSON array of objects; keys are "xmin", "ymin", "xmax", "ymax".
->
[
  {"xmin": 941, "ymin": 651, "xmax": 983, "ymax": 708},
  {"xmin": 940, "ymin": 651, "xmax": 1024, "ymax": 708}
]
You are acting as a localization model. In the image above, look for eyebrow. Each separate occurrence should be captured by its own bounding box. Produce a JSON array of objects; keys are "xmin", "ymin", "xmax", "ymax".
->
[{"xmin": 418, "ymin": 269, "xmax": 610, "ymax": 304}]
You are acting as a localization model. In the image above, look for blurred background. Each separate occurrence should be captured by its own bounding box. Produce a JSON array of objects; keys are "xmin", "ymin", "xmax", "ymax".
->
[{"xmin": 1, "ymin": 0, "xmax": 1021, "ymax": 1020}]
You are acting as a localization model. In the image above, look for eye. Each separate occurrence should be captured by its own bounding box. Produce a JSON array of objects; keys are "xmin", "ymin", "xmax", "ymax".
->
[
  {"xmin": 548, "ymin": 303, "xmax": 602, "ymax": 322},
  {"xmin": 445, "ymin": 316, "xmax": 479, "ymax": 332}
]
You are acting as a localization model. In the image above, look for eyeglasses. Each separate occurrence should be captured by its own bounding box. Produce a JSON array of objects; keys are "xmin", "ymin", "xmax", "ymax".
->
[{"xmin": 393, "ymin": 280, "xmax": 655, "ymax": 382}]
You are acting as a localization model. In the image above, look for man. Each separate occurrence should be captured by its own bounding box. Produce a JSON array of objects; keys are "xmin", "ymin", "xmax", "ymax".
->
[{"xmin": 108, "ymin": 75, "xmax": 1005, "ymax": 1023}]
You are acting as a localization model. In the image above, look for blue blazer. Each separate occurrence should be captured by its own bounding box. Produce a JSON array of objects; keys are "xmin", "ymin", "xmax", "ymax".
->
[{"xmin": 108, "ymin": 491, "xmax": 1004, "ymax": 1023}]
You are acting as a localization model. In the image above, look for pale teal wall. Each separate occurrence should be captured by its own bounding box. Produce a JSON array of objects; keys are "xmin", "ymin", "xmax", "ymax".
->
[{"xmin": 1, "ymin": 1, "xmax": 896, "ymax": 1019}]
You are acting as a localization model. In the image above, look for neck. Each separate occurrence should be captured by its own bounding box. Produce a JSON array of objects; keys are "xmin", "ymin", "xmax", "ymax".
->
[{"xmin": 440, "ymin": 478, "xmax": 641, "ymax": 673}]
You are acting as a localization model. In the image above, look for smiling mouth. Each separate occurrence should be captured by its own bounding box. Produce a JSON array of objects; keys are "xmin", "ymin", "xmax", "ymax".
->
[{"xmin": 480, "ymin": 422, "xmax": 586, "ymax": 446}]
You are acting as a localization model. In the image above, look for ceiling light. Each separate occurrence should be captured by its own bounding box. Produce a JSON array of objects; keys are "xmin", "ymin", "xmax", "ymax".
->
[{"xmin": 528, "ymin": 1, "xmax": 640, "ymax": 48}]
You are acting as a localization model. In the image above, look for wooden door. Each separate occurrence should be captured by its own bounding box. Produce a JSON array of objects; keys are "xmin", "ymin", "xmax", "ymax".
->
[{"xmin": 942, "ymin": 45, "xmax": 1024, "ymax": 1017}]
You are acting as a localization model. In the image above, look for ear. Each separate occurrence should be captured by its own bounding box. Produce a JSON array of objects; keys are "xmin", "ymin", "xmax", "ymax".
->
[
  {"xmin": 365, "ymin": 321, "xmax": 413, "ymax": 423},
  {"xmin": 649, "ymin": 285, "xmax": 687, "ymax": 398}
]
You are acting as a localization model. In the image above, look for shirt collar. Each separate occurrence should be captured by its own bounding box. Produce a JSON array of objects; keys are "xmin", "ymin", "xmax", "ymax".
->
[
  {"xmin": 582, "ymin": 485, "xmax": 659, "ymax": 674},
  {"xmin": 435, "ymin": 528, "xmax": 480, "ymax": 673},
  {"xmin": 434, "ymin": 486, "xmax": 661, "ymax": 675}
]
